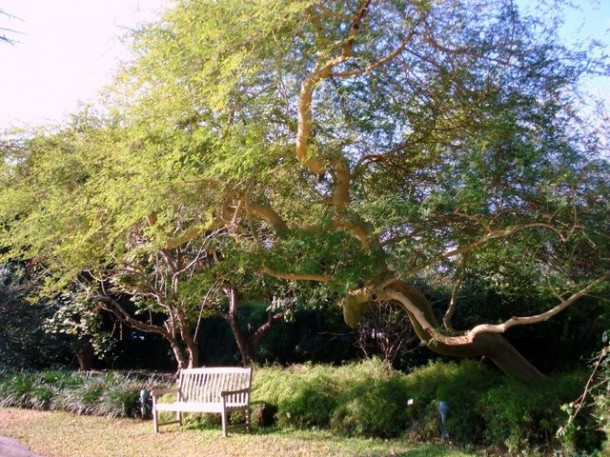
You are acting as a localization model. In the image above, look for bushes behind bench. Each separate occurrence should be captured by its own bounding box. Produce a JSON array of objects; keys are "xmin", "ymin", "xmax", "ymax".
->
[{"xmin": 252, "ymin": 359, "xmax": 601, "ymax": 454}]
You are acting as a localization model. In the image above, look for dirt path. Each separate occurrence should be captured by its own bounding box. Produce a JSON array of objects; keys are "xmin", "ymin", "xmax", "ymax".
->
[{"xmin": 0, "ymin": 436, "xmax": 42, "ymax": 457}]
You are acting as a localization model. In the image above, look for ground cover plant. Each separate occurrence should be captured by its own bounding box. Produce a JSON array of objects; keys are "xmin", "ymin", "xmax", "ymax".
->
[{"xmin": 0, "ymin": 370, "xmax": 169, "ymax": 418}]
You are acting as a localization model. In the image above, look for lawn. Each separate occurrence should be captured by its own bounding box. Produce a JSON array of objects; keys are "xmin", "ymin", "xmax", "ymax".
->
[{"xmin": 0, "ymin": 408, "xmax": 479, "ymax": 457}]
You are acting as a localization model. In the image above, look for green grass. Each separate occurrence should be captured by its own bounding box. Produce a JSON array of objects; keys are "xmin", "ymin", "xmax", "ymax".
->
[{"xmin": 0, "ymin": 407, "xmax": 479, "ymax": 457}]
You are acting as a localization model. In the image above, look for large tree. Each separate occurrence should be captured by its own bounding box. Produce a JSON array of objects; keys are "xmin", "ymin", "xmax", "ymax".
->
[{"xmin": 1, "ymin": 0, "xmax": 609, "ymax": 382}]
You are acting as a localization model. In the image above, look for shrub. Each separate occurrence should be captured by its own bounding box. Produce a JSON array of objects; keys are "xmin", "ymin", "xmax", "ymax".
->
[
  {"xmin": 331, "ymin": 375, "xmax": 410, "ymax": 437},
  {"xmin": 0, "ymin": 372, "xmax": 34, "ymax": 408},
  {"xmin": 402, "ymin": 360, "xmax": 502, "ymax": 444},
  {"xmin": 253, "ymin": 363, "xmax": 340, "ymax": 429},
  {"xmin": 479, "ymin": 372, "xmax": 588, "ymax": 454},
  {"xmin": 252, "ymin": 359, "xmax": 411, "ymax": 436}
]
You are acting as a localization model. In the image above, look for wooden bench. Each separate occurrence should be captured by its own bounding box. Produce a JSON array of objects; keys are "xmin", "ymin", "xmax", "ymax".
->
[{"xmin": 151, "ymin": 367, "xmax": 252, "ymax": 437}]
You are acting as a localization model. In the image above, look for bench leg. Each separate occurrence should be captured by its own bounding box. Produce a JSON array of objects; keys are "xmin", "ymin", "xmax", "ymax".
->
[
  {"xmin": 245, "ymin": 407, "xmax": 250, "ymax": 432},
  {"xmin": 221, "ymin": 410, "xmax": 228, "ymax": 438},
  {"xmin": 153, "ymin": 407, "xmax": 159, "ymax": 433}
]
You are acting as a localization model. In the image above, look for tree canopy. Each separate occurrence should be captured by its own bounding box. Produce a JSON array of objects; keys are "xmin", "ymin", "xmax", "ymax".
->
[{"xmin": 1, "ymin": 0, "xmax": 609, "ymax": 380}]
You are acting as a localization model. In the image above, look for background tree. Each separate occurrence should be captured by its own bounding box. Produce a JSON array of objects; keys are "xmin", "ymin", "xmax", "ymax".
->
[
  {"xmin": 0, "ymin": 118, "xmax": 299, "ymax": 369},
  {"xmin": 0, "ymin": 262, "xmax": 71, "ymax": 370},
  {"xmin": 355, "ymin": 301, "xmax": 419, "ymax": 368}
]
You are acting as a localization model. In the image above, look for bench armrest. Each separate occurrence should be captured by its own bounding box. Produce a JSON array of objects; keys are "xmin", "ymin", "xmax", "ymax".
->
[{"xmin": 220, "ymin": 388, "xmax": 250, "ymax": 397}]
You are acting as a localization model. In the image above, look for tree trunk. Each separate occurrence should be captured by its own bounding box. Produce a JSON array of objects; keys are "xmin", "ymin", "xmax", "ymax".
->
[
  {"xmin": 345, "ymin": 279, "xmax": 545, "ymax": 384},
  {"xmin": 166, "ymin": 334, "xmax": 192, "ymax": 369},
  {"xmin": 182, "ymin": 337, "xmax": 199, "ymax": 368},
  {"xmin": 224, "ymin": 286, "xmax": 255, "ymax": 366},
  {"xmin": 74, "ymin": 339, "xmax": 95, "ymax": 371},
  {"xmin": 223, "ymin": 285, "xmax": 289, "ymax": 367},
  {"xmin": 391, "ymin": 281, "xmax": 545, "ymax": 384}
]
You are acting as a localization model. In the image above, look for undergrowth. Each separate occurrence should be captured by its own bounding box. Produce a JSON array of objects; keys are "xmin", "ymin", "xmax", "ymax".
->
[{"xmin": 0, "ymin": 360, "xmax": 606, "ymax": 455}]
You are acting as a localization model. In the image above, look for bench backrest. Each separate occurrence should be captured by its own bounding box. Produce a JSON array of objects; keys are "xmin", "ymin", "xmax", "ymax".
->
[{"xmin": 177, "ymin": 367, "xmax": 252, "ymax": 404}]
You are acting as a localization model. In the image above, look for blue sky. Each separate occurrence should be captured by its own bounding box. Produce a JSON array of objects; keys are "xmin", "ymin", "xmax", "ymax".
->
[{"xmin": 0, "ymin": 0, "xmax": 608, "ymax": 131}]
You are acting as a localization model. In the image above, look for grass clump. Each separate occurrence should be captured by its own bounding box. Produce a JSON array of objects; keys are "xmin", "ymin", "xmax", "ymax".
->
[{"xmin": 0, "ymin": 370, "xmax": 168, "ymax": 418}]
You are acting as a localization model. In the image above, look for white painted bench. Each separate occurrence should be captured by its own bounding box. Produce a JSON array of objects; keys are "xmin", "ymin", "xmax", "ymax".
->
[{"xmin": 151, "ymin": 367, "xmax": 252, "ymax": 437}]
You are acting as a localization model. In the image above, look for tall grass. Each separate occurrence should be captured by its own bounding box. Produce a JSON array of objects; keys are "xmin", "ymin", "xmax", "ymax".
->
[{"xmin": 0, "ymin": 370, "xmax": 170, "ymax": 418}]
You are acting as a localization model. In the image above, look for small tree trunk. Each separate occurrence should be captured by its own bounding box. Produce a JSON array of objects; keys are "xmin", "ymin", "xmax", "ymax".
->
[
  {"xmin": 74, "ymin": 339, "xmax": 95, "ymax": 371},
  {"xmin": 223, "ymin": 285, "xmax": 288, "ymax": 367},
  {"xmin": 224, "ymin": 286, "xmax": 255, "ymax": 366},
  {"xmin": 183, "ymin": 332, "xmax": 200, "ymax": 368},
  {"xmin": 166, "ymin": 335, "xmax": 190, "ymax": 369}
]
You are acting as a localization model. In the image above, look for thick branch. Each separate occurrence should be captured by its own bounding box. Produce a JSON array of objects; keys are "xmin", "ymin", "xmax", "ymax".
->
[
  {"xmin": 93, "ymin": 294, "xmax": 170, "ymax": 339},
  {"xmin": 374, "ymin": 282, "xmax": 545, "ymax": 383},
  {"xmin": 331, "ymin": 157, "xmax": 351, "ymax": 214},
  {"xmin": 379, "ymin": 288, "xmax": 470, "ymax": 346},
  {"xmin": 331, "ymin": 23, "xmax": 420, "ymax": 79},
  {"xmin": 341, "ymin": 0, "xmax": 372, "ymax": 57},
  {"xmin": 248, "ymin": 202, "xmax": 290, "ymax": 233},
  {"xmin": 330, "ymin": 219, "xmax": 370, "ymax": 252},
  {"xmin": 296, "ymin": 1, "xmax": 372, "ymax": 177},
  {"xmin": 467, "ymin": 272, "xmax": 610, "ymax": 340}
]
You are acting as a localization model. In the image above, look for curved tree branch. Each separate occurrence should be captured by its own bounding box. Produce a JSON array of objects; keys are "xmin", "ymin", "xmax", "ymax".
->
[
  {"xmin": 467, "ymin": 272, "xmax": 610, "ymax": 340},
  {"xmin": 248, "ymin": 201, "xmax": 290, "ymax": 234},
  {"xmin": 296, "ymin": 0, "xmax": 373, "ymax": 177},
  {"xmin": 383, "ymin": 222, "xmax": 571, "ymax": 289},
  {"xmin": 443, "ymin": 253, "xmax": 469, "ymax": 332}
]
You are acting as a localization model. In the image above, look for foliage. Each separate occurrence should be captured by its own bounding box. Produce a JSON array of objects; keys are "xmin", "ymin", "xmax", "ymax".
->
[
  {"xmin": 593, "ymin": 332, "xmax": 610, "ymax": 444},
  {"xmin": 1, "ymin": 0, "xmax": 609, "ymax": 381},
  {"xmin": 559, "ymin": 330, "xmax": 610, "ymax": 455},
  {"xmin": 44, "ymin": 291, "xmax": 119, "ymax": 367},
  {"xmin": 401, "ymin": 361, "xmax": 503, "ymax": 444},
  {"xmin": 253, "ymin": 359, "xmax": 409, "ymax": 436},
  {"xmin": 480, "ymin": 372, "xmax": 596, "ymax": 454}
]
